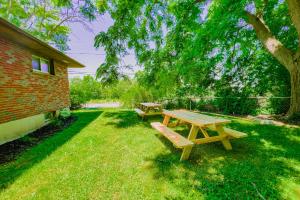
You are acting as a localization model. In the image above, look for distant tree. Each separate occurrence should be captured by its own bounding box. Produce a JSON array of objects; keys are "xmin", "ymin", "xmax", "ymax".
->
[{"xmin": 69, "ymin": 75, "xmax": 102, "ymax": 109}]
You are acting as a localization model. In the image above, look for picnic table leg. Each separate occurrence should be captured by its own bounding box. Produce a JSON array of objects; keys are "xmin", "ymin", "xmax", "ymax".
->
[
  {"xmin": 215, "ymin": 124, "xmax": 232, "ymax": 150},
  {"xmin": 162, "ymin": 115, "xmax": 170, "ymax": 126},
  {"xmin": 180, "ymin": 125, "xmax": 199, "ymax": 161},
  {"xmin": 199, "ymin": 127, "xmax": 210, "ymax": 138}
]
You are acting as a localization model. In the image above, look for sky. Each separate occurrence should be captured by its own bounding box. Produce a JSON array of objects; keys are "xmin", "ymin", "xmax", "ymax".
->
[{"xmin": 66, "ymin": 14, "xmax": 138, "ymax": 79}]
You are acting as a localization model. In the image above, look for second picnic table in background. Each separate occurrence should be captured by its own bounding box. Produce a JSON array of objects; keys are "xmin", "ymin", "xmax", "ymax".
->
[
  {"xmin": 135, "ymin": 102, "xmax": 163, "ymax": 118},
  {"xmin": 151, "ymin": 109, "xmax": 247, "ymax": 161}
]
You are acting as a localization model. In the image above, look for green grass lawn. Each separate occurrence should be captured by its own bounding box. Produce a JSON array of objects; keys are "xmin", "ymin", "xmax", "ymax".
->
[{"xmin": 1, "ymin": 109, "xmax": 300, "ymax": 200}]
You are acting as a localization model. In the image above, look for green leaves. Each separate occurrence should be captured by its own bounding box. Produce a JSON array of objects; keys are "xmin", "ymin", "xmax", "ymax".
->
[
  {"xmin": 80, "ymin": 0, "xmax": 97, "ymax": 21},
  {"xmin": 0, "ymin": 0, "xmax": 96, "ymax": 51},
  {"xmin": 93, "ymin": 0, "xmax": 296, "ymax": 114},
  {"xmin": 96, "ymin": 63, "xmax": 120, "ymax": 86}
]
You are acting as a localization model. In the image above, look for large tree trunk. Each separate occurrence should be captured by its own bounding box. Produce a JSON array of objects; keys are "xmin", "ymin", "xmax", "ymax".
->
[
  {"xmin": 288, "ymin": 64, "xmax": 300, "ymax": 117},
  {"xmin": 284, "ymin": 0, "xmax": 300, "ymax": 117},
  {"xmin": 245, "ymin": 11, "xmax": 300, "ymax": 117}
]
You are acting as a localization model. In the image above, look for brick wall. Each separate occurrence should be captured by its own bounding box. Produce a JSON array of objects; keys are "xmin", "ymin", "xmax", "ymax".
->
[{"xmin": 0, "ymin": 37, "xmax": 70, "ymax": 124}]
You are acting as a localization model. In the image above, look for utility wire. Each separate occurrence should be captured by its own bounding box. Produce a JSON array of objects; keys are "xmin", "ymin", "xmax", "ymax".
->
[
  {"xmin": 66, "ymin": 52, "xmax": 136, "ymax": 55},
  {"xmin": 66, "ymin": 52, "xmax": 106, "ymax": 55}
]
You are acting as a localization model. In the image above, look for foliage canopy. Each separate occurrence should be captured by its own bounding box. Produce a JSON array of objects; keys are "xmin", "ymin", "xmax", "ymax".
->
[
  {"xmin": 0, "ymin": 0, "xmax": 96, "ymax": 51},
  {"xmin": 93, "ymin": 0, "xmax": 299, "ymax": 116}
]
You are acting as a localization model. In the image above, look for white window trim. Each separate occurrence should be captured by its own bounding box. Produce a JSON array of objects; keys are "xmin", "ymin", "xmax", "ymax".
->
[{"xmin": 32, "ymin": 55, "xmax": 51, "ymax": 74}]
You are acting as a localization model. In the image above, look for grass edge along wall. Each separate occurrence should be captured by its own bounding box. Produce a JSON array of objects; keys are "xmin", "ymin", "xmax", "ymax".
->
[{"xmin": 0, "ymin": 18, "xmax": 85, "ymax": 145}]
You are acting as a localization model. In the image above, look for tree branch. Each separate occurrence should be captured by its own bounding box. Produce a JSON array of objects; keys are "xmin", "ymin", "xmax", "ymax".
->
[
  {"xmin": 245, "ymin": 11, "xmax": 294, "ymax": 72},
  {"xmin": 47, "ymin": 15, "xmax": 75, "ymax": 37}
]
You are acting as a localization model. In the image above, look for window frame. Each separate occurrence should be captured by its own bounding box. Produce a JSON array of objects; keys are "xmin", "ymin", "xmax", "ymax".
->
[
  {"xmin": 32, "ymin": 55, "xmax": 41, "ymax": 71},
  {"xmin": 31, "ymin": 55, "xmax": 55, "ymax": 75}
]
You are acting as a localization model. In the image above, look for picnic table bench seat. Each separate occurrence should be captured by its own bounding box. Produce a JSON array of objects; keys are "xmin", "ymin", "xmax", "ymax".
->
[
  {"xmin": 223, "ymin": 128, "xmax": 247, "ymax": 138},
  {"xmin": 134, "ymin": 108, "xmax": 145, "ymax": 117},
  {"xmin": 206, "ymin": 125, "xmax": 247, "ymax": 138},
  {"xmin": 151, "ymin": 122, "xmax": 194, "ymax": 148},
  {"xmin": 135, "ymin": 102, "xmax": 163, "ymax": 118}
]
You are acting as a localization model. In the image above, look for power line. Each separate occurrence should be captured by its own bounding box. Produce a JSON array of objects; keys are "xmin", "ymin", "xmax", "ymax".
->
[
  {"xmin": 66, "ymin": 52, "xmax": 136, "ymax": 55},
  {"xmin": 66, "ymin": 52, "xmax": 106, "ymax": 55}
]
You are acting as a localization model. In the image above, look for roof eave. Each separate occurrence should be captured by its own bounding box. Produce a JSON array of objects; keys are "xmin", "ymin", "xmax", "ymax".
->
[{"xmin": 0, "ymin": 17, "xmax": 85, "ymax": 69}]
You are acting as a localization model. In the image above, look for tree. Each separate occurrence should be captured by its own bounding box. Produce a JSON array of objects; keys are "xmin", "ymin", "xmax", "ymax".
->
[
  {"xmin": 0, "ymin": 0, "xmax": 96, "ymax": 51},
  {"xmin": 69, "ymin": 75, "xmax": 102, "ymax": 109},
  {"xmin": 244, "ymin": 0, "xmax": 300, "ymax": 117},
  {"xmin": 94, "ymin": 0, "xmax": 300, "ymax": 117},
  {"xmin": 95, "ymin": 62, "xmax": 130, "ymax": 86}
]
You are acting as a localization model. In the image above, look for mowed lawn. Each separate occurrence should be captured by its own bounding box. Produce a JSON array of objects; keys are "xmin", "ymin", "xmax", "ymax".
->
[{"xmin": 0, "ymin": 109, "xmax": 300, "ymax": 200}]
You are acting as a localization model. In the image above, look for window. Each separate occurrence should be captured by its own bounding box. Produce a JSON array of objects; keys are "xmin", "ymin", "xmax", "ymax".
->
[
  {"xmin": 32, "ymin": 55, "xmax": 54, "ymax": 75},
  {"xmin": 32, "ymin": 57, "xmax": 40, "ymax": 70},
  {"xmin": 40, "ymin": 59, "xmax": 49, "ymax": 73}
]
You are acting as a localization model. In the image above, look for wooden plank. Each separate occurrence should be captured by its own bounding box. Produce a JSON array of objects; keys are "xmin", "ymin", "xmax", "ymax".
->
[
  {"xmin": 145, "ymin": 106, "xmax": 150, "ymax": 113},
  {"xmin": 187, "ymin": 125, "xmax": 199, "ymax": 140},
  {"xmin": 144, "ymin": 112, "xmax": 162, "ymax": 116},
  {"xmin": 181, "ymin": 147, "xmax": 193, "ymax": 161},
  {"xmin": 223, "ymin": 128, "xmax": 247, "ymax": 138},
  {"xmin": 215, "ymin": 125, "xmax": 232, "ymax": 150},
  {"xmin": 193, "ymin": 135, "xmax": 227, "ymax": 144},
  {"xmin": 140, "ymin": 102, "xmax": 162, "ymax": 108},
  {"xmin": 206, "ymin": 125, "xmax": 247, "ymax": 138},
  {"xmin": 134, "ymin": 108, "xmax": 145, "ymax": 116},
  {"xmin": 199, "ymin": 127, "xmax": 209, "ymax": 138},
  {"xmin": 180, "ymin": 125, "xmax": 199, "ymax": 161},
  {"xmin": 163, "ymin": 109, "xmax": 231, "ymax": 127},
  {"xmin": 151, "ymin": 122, "xmax": 194, "ymax": 148},
  {"xmin": 163, "ymin": 115, "xmax": 170, "ymax": 125}
]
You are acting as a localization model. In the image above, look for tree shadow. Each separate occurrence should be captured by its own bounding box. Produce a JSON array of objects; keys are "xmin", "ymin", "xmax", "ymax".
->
[
  {"xmin": 104, "ymin": 110, "xmax": 163, "ymax": 128},
  {"xmin": 0, "ymin": 110, "xmax": 102, "ymax": 192},
  {"xmin": 0, "ymin": 116, "xmax": 78, "ymax": 164},
  {"xmin": 104, "ymin": 110, "xmax": 143, "ymax": 128},
  {"xmin": 148, "ymin": 120, "xmax": 300, "ymax": 199}
]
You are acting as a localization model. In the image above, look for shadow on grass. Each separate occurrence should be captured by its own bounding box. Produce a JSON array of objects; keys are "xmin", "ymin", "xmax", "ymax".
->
[
  {"xmin": 0, "ymin": 110, "xmax": 102, "ymax": 192},
  {"xmin": 149, "ymin": 120, "xmax": 300, "ymax": 199},
  {"xmin": 104, "ymin": 110, "xmax": 163, "ymax": 128}
]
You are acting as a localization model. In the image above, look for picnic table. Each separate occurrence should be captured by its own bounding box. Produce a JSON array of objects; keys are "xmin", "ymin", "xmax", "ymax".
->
[
  {"xmin": 135, "ymin": 102, "xmax": 163, "ymax": 118},
  {"xmin": 151, "ymin": 109, "xmax": 247, "ymax": 161}
]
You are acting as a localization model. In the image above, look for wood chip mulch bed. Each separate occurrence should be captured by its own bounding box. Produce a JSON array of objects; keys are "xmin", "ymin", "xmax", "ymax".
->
[{"xmin": 0, "ymin": 116, "xmax": 77, "ymax": 164}]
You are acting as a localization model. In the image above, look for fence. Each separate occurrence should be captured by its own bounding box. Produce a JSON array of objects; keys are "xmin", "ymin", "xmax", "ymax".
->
[{"xmin": 158, "ymin": 96, "xmax": 291, "ymax": 115}]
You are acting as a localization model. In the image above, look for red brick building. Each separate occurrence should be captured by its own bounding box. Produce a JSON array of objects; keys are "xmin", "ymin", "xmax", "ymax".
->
[{"xmin": 0, "ymin": 18, "xmax": 85, "ymax": 144}]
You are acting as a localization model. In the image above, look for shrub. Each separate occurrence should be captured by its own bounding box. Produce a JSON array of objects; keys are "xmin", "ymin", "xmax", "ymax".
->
[
  {"xmin": 120, "ymin": 83, "xmax": 153, "ymax": 107},
  {"xmin": 214, "ymin": 96, "xmax": 258, "ymax": 115},
  {"xmin": 268, "ymin": 97, "xmax": 290, "ymax": 115},
  {"xmin": 69, "ymin": 76, "xmax": 102, "ymax": 109},
  {"xmin": 163, "ymin": 98, "xmax": 191, "ymax": 110},
  {"xmin": 60, "ymin": 108, "xmax": 71, "ymax": 118},
  {"xmin": 214, "ymin": 88, "xmax": 259, "ymax": 115},
  {"xmin": 102, "ymin": 80, "xmax": 131, "ymax": 100},
  {"xmin": 70, "ymin": 92, "xmax": 86, "ymax": 109},
  {"xmin": 195, "ymin": 99, "xmax": 218, "ymax": 112}
]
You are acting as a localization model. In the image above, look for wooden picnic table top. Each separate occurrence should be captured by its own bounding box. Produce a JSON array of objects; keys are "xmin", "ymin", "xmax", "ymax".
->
[
  {"xmin": 140, "ymin": 102, "xmax": 162, "ymax": 107},
  {"xmin": 163, "ymin": 109, "xmax": 231, "ymax": 127}
]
